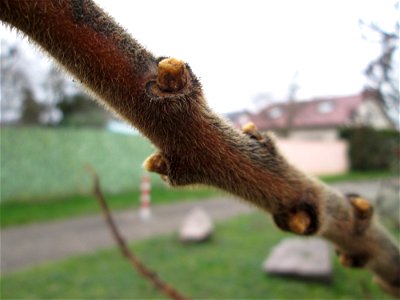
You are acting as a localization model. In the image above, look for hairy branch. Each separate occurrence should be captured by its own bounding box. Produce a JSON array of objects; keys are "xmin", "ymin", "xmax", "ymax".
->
[
  {"xmin": 87, "ymin": 166, "xmax": 188, "ymax": 300},
  {"xmin": 0, "ymin": 0, "xmax": 399, "ymax": 296}
]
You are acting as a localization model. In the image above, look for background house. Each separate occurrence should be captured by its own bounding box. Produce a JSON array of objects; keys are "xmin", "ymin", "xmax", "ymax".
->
[
  {"xmin": 224, "ymin": 90, "xmax": 396, "ymax": 174},
  {"xmin": 228, "ymin": 90, "xmax": 394, "ymax": 141},
  {"xmin": 224, "ymin": 110, "xmax": 253, "ymax": 129}
]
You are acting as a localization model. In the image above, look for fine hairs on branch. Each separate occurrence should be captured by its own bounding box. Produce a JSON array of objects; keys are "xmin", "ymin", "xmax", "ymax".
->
[{"xmin": 0, "ymin": 0, "xmax": 399, "ymax": 297}]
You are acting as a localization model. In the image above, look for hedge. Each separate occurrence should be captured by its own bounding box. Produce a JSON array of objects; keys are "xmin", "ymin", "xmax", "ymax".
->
[
  {"xmin": 339, "ymin": 127, "xmax": 400, "ymax": 171},
  {"xmin": 0, "ymin": 127, "xmax": 162, "ymax": 202}
]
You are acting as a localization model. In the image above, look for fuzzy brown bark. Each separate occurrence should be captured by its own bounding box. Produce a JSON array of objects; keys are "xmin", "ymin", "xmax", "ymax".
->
[{"xmin": 1, "ymin": 0, "xmax": 399, "ymax": 296}]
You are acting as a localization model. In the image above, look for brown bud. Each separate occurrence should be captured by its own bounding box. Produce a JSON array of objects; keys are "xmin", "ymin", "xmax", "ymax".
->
[
  {"xmin": 242, "ymin": 122, "xmax": 263, "ymax": 141},
  {"xmin": 157, "ymin": 58, "xmax": 187, "ymax": 92},
  {"xmin": 339, "ymin": 253, "xmax": 353, "ymax": 267},
  {"xmin": 350, "ymin": 197, "xmax": 373, "ymax": 219},
  {"xmin": 288, "ymin": 211, "xmax": 311, "ymax": 235},
  {"xmin": 339, "ymin": 253, "xmax": 369, "ymax": 268},
  {"xmin": 143, "ymin": 153, "xmax": 168, "ymax": 175},
  {"xmin": 273, "ymin": 202, "xmax": 319, "ymax": 235},
  {"xmin": 161, "ymin": 175, "xmax": 169, "ymax": 182}
]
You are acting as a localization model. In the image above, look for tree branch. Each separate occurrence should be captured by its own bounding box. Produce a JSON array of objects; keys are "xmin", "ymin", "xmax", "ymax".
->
[
  {"xmin": 1, "ymin": 0, "xmax": 399, "ymax": 297},
  {"xmin": 86, "ymin": 166, "xmax": 189, "ymax": 300}
]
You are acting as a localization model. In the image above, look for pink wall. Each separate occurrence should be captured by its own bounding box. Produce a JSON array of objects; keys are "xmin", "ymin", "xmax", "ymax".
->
[{"xmin": 276, "ymin": 139, "xmax": 349, "ymax": 175}]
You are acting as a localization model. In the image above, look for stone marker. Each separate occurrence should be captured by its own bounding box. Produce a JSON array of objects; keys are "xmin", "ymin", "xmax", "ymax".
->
[
  {"xmin": 262, "ymin": 237, "xmax": 332, "ymax": 283},
  {"xmin": 179, "ymin": 208, "xmax": 214, "ymax": 242}
]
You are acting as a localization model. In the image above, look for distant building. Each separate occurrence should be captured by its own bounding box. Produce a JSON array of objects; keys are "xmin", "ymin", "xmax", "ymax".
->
[
  {"xmin": 224, "ymin": 110, "xmax": 253, "ymax": 128},
  {"xmin": 228, "ymin": 90, "xmax": 394, "ymax": 141}
]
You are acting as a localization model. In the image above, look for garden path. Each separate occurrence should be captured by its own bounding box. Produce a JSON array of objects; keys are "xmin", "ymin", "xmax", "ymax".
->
[{"xmin": 0, "ymin": 179, "xmax": 386, "ymax": 274}]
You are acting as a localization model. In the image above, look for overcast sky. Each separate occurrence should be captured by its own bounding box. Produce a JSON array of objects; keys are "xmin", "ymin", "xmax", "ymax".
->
[{"xmin": 1, "ymin": 0, "xmax": 398, "ymax": 113}]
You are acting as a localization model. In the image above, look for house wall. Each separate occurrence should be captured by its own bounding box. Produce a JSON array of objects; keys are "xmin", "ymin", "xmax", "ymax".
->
[
  {"xmin": 277, "ymin": 138, "xmax": 349, "ymax": 175},
  {"xmin": 354, "ymin": 98, "xmax": 393, "ymax": 129},
  {"xmin": 288, "ymin": 128, "xmax": 338, "ymax": 141}
]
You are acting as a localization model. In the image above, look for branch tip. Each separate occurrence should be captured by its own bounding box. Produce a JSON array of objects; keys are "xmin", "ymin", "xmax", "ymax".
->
[{"xmin": 157, "ymin": 58, "xmax": 187, "ymax": 92}]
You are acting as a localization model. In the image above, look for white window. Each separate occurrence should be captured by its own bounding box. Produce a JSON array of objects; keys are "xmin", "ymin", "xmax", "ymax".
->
[
  {"xmin": 238, "ymin": 115, "xmax": 250, "ymax": 126},
  {"xmin": 317, "ymin": 102, "xmax": 334, "ymax": 114},
  {"xmin": 268, "ymin": 107, "xmax": 283, "ymax": 119}
]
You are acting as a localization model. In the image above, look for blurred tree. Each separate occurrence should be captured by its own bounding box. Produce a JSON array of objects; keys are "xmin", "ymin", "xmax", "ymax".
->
[
  {"xmin": 281, "ymin": 72, "xmax": 299, "ymax": 138},
  {"xmin": 251, "ymin": 93, "xmax": 273, "ymax": 112},
  {"xmin": 57, "ymin": 92, "xmax": 110, "ymax": 127},
  {"xmin": 40, "ymin": 65, "xmax": 66, "ymax": 125},
  {"xmin": 1, "ymin": 42, "xmax": 108, "ymax": 127},
  {"xmin": 360, "ymin": 3, "xmax": 399, "ymax": 126},
  {"xmin": 20, "ymin": 88, "xmax": 45, "ymax": 125},
  {"xmin": 0, "ymin": 41, "xmax": 34, "ymax": 124}
]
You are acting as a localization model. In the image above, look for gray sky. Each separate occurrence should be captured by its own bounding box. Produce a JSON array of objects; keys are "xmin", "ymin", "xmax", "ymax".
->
[{"xmin": 1, "ymin": 0, "xmax": 397, "ymax": 113}]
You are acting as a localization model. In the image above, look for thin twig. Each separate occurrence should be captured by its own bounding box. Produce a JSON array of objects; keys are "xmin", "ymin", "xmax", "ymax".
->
[{"xmin": 86, "ymin": 166, "xmax": 189, "ymax": 300}]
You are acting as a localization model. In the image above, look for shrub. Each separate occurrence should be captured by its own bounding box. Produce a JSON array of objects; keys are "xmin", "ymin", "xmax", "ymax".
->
[
  {"xmin": 339, "ymin": 127, "xmax": 400, "ymax": 171},
  {"xmin": 0, "ymin": 127, "xmax": 161, "ymax": 202}
]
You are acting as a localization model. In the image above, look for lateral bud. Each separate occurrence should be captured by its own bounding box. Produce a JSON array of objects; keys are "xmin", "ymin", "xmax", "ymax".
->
[
  {"xmin": 337, "ymin": 251, "xmax": 369, "ymax": 268},
  {"xmin": 346, "ymin": 194, "xmax": 374, "ymax": 235},
  {"xmin": 350, "ymin": 196, "xmax": 373, "ymax": 219},
  {"xmin": 242, "ymin": 122, "xmax": 263, "ymax": 141},
  {"xmin": 157, "ymin": 58, "xmax": 188, "ymax": 92},
  {"xmin": 242, "ymin": 123, "xmax": 276, "ymax": 155},
  {"xmin": 143, "ymin": 152, "xmax": 168, "ymax": 176},
  {"xmin": 288, "ymin": 211, "xmax": 311, "ymax": 235},
  {"xmin": 273, "ymin": 202, "xmax": 319, "ymax": 235}
]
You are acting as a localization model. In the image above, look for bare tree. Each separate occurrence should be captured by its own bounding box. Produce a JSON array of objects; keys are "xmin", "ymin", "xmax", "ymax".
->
[
  {"xmin": 20, "ymin": 87, "xmax": 44, "ymax": 125},
  {"xmin": 0, "ymin": 1, "xmax": 399, "ymax": 297},
  {"xmin": 360, "ymin": 3, "xmax": 399, "ymax": 126},
  {"xmin": 0, "ymin": 41, "xmax": 33, "ymax": 124},
  {"xmin": 0, "ymin": 42, "xmax": 44, "ymax": 125},
  {"xmin": 40, "ymin": 65, "xmax": 66, "ymax": 125},
  {"xmin": 57, "ymin": 91, "xmax": 110, "ymax": 127},
  {"xmin": 281, "ymin": 72, "xmax": 299, "ymax": 138}
]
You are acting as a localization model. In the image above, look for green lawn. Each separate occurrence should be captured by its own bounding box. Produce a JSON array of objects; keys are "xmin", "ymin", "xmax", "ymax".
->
[
  {"xmin": 320, "ymin": 170, "xmax": 396, "ymax": 183},
  {"xmin": 1, "ymin": 170, "xmax": 394, "ymax": 228},
  {"xmin": 0, "ymin": 212, "xmax": 393, "ymax": 299},
  {"xmin": 1, "ymin": 186, "xmax": 217, "ymax": 227},
  {"xmin": 1, "ymin": 170, "xmax": 395, "ymax": 228}
]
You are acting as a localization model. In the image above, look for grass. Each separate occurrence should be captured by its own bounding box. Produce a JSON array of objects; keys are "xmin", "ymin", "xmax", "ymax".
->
[
  {"xmin": 0, "ymin": 187, "xmax": 217, "ymax": 227},
  {"xmin": 0, "ymin": 212, "xmax": 394, "ymax": 299},
  {"xmin": 1, "ymin": 169, "xmax": 394, "ymax": 228},
  {"xmin": 320, "ymin": 170, "xmax": 396, "ymax": 183}
]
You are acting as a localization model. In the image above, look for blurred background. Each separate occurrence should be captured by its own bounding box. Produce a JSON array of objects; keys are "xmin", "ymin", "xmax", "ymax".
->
[{"xmin": 0, "ymin": 0, "xmax": 399, "ymax": 299}]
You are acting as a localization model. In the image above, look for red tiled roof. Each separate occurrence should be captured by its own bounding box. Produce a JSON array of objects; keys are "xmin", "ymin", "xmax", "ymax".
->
[{"xmin": 252, "ymin": 94, "xmax": 364, "ymax": 130}]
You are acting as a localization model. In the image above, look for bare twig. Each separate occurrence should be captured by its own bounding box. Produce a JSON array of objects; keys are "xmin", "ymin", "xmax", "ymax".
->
[{"xmin": 86, "ymin": 166, "xmax": 189, "ymax": 300}]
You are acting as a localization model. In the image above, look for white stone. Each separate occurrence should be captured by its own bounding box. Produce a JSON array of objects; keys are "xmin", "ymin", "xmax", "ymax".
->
[
  {"xmin": 179, "ymin": 208, "xmax": 214, "ymax": 242},
  {"xmin": 262, "ymin": 237, "xmax": 332, "ymax": 282}
]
